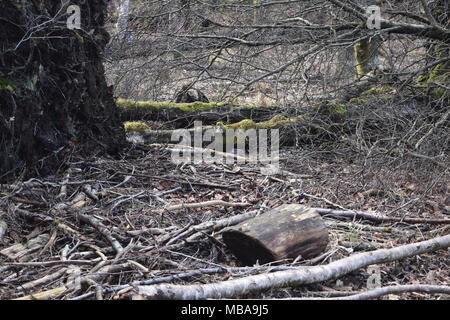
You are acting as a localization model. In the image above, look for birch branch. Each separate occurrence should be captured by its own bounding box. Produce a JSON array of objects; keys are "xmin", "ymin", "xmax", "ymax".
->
[
  {"xmin": 313, "ymin": 208, "xmax": 450, "ymax": 225},
  {"xmin": 131, "ymin": 234, "xmax": 450, "ymax": 299},
  {"xmin": 332, "ymin": 284, "xmax": 450, "ymax": 300},
  {"xmin": 0, "ymin": 219, "xmax": 7, "ymax": 241}
]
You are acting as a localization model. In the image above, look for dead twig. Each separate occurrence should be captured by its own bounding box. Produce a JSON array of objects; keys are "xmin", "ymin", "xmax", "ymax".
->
[{"xmin": 76, "ymin": 212, "xmax": 124, "ymax": 254}]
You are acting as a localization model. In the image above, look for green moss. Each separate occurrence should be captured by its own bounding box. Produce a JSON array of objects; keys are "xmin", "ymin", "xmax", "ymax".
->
[
  {"xmin": 0, "ymin": 78, "xmax": 15, "ymax": 93},
  {"xmin": 217, "ymin": 115, "xmax": 303, "ymax": 130},
  {"xmin": 124, "ymin": 121, "xmax": 151, "ymax": 133},
  {"xmin": 354, "ymin": 41, "xmax": 370, "ymax": 77},
  {"xmin": 414, "ymin": 44, "xmax": 450, "ymax": 100},
  {"xmin": 315, "ymin": 99, "xmax": 347, "ymax": 123},
  {"xmin": 257, "ymin": 115, "xmax": 291, "ymax": 128},
  {"xmin": 218, "ymin": 119, "xmax": 257, "ymax": 130},
  {"xmin": 392, "ymin": 191, "xmax": 408, "ymax": 199},
  {"xmin": 117, "ymin": 98, "xmax": 227, "ymax": 112},
  {"xmin": 349, "ymin": 97, "xmax": 368, "ymax": 104},
  {"xmin": 346, "ymin": 232, "xmax": 360, "ymax": 242},
  {"xmin": 361, "ymin": 85, "xmax": 396, "ymax": 97}
]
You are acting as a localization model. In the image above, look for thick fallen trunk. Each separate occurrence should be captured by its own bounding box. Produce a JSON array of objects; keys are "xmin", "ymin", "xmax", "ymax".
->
[
  {"xmin": 117, "ymin": 99, "xmax": 281, "ymax": 125},
  {"xmin": 222, "ymin": 205, "xmax": 329, "ymax": 266},
  {"xmin": 130, "ymin": 234, "xmax": 450, "ymax": 300},
  {"xmin": 125, "ymin": 115, "xmax": 328, "ymax": 146}
]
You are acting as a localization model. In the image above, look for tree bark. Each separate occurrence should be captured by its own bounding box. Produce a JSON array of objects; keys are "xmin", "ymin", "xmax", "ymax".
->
[{"xmin": 0, "ymin": 0, "xmax": 125, "ymax": 182}]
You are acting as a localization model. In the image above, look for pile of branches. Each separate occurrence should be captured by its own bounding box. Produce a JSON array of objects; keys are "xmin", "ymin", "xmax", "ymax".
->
[{"xmin": 0, "ymin": 143, "xmax": 449, "ymax": 300}]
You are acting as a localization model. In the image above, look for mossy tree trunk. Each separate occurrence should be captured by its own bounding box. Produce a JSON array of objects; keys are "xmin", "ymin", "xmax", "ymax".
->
[
  {"xmin": 0, "ymin": 0, "xmax": 125, "ymax": 181},
  {"xmin": 354, "ymin": 37, "xmax": 381, "ymax": 78},
  {"xmin": 353, "ymin": 0, "xmax": 383, "ymax": 78},
  {"xmin": 417, "ymin": 0, "xmax": 450, "ymax": 102},
  {"xmin": 427, "ymin": 1, "xmax": 449, "ymax": 88}
]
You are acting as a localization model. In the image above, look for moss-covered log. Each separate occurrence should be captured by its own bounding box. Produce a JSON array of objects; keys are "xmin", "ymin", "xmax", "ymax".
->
[
  {"xmin": 117, "ymin": 99, "xmax": 282, "ymax": 125},
  {"xmin": 0, "ymin": 0, "xmax": 125, "ymax": 181},
  {"xmin": 124, "ymin": 115, "xmax": 313, "ymax": 146},
  {"xmin": 222, "ymin": 204, "xmax": 329, "ymax": 266}
]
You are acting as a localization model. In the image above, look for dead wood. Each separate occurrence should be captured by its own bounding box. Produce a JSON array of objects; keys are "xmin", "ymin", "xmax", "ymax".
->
[
  {"xmin": 314, "ymin": 208, "xmax": 450, "ymax": 225},
  {"xmin": 222, "ymin": 204, "xmax": 329, "ymax": 265},
  {"xmin": 130, "ymin": 234, "xmax": 450, "ymax": 299}
]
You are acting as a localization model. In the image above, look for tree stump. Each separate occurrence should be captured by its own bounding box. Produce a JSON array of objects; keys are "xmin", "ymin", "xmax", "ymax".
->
[{"xmin": 222, "ymin": 204, "xmax": 329, "ymax": 265}]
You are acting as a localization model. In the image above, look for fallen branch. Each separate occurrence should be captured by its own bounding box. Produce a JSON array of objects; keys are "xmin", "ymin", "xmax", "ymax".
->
[
  {"xmin": 118, "ymin": 171, "xmax": 240, "ymax": 190},
  {"xmin": 14, "ymin": 286, "xmax": 68, "ymax": 300},
  {"xmin": 334, "ymin": 284, "xmax": 450, "ymax": 300},
  {"xmin": 4, "ymin": 260, "xmax": 96, "ymax": 267},
  {"xmin": 130, "ymin": 234, "xmax": 450, "ymax": 299},
  {"xmin": 20, "ymin": 268, "xmax": 68, "ymax": 291},
  {"xmin": 313, "ymin": 208, "xmax": 450, "ymax": 225},
  {"xmin": 72, "ymin": 265, "xmax": 302, "ymax": 300},
  {"xmin": 14, "ymin": 262, "xmax": 133, "ymax": 300},
  {"xmin": 164, "ymin": 200, "xmax": 251, "ymax": 212},
  {"xmin": 0, "ymin": 219, "xmax": 7, "ymax": 241},
  {"xmin": 76, "ymin": 212, "xmax": 124, "ymax": 254},
  {"xmin": 15, "ymin": 207, "xmax": 78, "ymax": 234},
  {"xmin": 163, "ymin": 210, "xmax": 259, "ymax": 248}
]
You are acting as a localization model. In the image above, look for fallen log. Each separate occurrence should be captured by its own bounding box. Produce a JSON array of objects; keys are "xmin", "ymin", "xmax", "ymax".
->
[
  {"xmin": 130, "ymin": 234, "xmax": 450, "ymax": 299},
  {"xmin": 125, "ymin": 115, "xmax": 319, "ymax": 146},
  {"xmin": 221, "ymin": 204, "xmax": 329, "ymax": 266},
  {"xmin": 117, "ymin": 99, "xmax": 280, "ymax": 125}
]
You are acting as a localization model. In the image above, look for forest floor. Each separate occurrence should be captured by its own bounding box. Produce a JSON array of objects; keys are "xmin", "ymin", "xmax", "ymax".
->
[{"xmin": 0, "ymin": 138, "xmax": 448, "ymax": 300}]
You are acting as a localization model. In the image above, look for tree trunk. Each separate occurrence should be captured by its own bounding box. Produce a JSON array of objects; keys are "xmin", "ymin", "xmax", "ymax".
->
[
  {"xmin": 0, "ymin": 0, "xmax": 125, "ymax": 182},
  {"xmin": 222, "ymin": 204, "xmax": 329, "ymax": 266},
  {"xmin": 353, "ymin": 0, "xmax": 382, "ymax": 78},
  {"xmin": 116, "ymin": 0, "xmax": 130, "ymax": 39}
]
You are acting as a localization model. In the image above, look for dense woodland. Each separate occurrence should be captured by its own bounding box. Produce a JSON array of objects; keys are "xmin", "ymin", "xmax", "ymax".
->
[{"xmin": 0, "ymin": 0, "xmax": 449, "ymax": 300}]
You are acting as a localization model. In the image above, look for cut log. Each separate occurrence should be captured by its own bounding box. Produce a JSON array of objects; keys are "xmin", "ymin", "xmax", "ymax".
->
[{"xmin": 222, "ymin": 204, "xmax": 329, "ymax": 266}]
